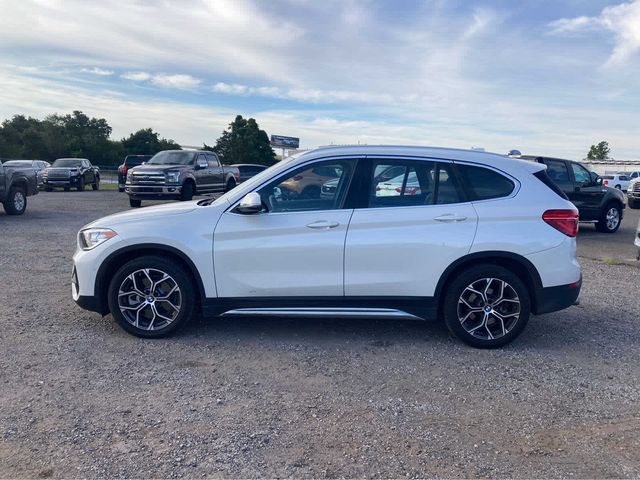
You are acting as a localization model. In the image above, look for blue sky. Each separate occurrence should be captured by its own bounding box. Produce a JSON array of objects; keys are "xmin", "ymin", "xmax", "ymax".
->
[{"xmin": 0, "ymin": 0, "xmax": 638, "ymax": 159}]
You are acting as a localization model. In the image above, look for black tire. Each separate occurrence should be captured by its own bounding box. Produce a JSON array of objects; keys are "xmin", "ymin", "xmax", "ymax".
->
[
  {"xmin": 77, "ymin": 178, "xmax": 85, "ymax": 192},
  {"xmin": 181, "ymin": 182, "xmax": 194, "ymax": 201},
  {"xmin": 107, "ymin": 255, "xmax": 195, "ymax": 338},
  {"xmin": 3, "ymin": 186, "xmax": 27, "ymax": 215},
  {"xmin": 629, "ymin": 198, "xmax": 639, "ymax": 209},
  {"xmin": 595, "ymin": 203, "xmax": 622, "ymax": 233},
  {"xmin": 92, "ymin": 177, "xmax": 100, "ymax": 190},
  {"xmin": 129, "ymin": 198, "xmax": 142, "ymax": 208},
  {"xmin": 615, "ymin": 184, "xmax": 621, "ymax": 190},
  {"xmin": 443, "ymin": 265, "xmax": 531, "ymax": 348},
  {"xmin": 225, "ymin": 178, "xmax": 236, "ymax": 192},
  {"xmin": 118, "ymin": 187, "xmax": 125, "ymax": 193}
]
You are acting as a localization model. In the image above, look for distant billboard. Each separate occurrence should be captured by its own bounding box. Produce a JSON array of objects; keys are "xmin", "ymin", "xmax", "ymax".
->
[{"xmin": 271, "ymin": 135, "xmax": 300, "ymax": 149}]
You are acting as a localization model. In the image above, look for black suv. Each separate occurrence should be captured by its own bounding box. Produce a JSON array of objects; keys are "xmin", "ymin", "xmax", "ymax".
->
[
  {"xmin": 522, "ymin": 156, "xmax": 625, "ymax": 233},
  {"xmin": 118, "ymin": 155, "xmax": 152, "ymax": 192}
]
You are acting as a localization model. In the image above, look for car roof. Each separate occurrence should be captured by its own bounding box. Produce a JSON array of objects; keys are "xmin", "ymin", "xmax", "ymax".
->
[{"xmin": 293, "ymin": 145, "xmax": 544, "ymax": 174}]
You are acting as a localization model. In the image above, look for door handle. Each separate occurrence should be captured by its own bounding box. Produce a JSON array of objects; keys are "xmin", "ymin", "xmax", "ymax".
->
[
  {"xmin": 434, "ymin": 214, "xmax": 467, "ymax": 222},
  {"xmin": 306, "ymin": 220, "xmax": 340, "ymax": 230}
]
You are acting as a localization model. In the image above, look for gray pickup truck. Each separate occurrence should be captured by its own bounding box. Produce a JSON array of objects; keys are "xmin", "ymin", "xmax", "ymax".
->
[
  {"xmin": 0, "ymin": 159, "xmax": 39, "ymax": 215},
  {"xmin": 125, "ymin": 150, "xmax": 240, "ymax": 208}
]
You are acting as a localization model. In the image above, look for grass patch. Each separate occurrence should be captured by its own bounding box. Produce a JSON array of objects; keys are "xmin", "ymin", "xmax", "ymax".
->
[
  {"xmin": 602, "ymin": 257, "xmax": 627, "ymax": 266},
  {"xmin": 98, "ymin": 182, "xmax": 119, "ymax": 191}
]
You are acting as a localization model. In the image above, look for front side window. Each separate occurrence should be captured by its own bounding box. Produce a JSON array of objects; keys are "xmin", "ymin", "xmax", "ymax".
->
[
  {"xmin": 456, "ymin": 164, "xmax": 515, "ymax": 200},
  {"xmin": 571, "ymin": 162, "xmax": 591, "ymax": 187},
  {"xmin": 257, "ymin": 159, "xmax": 356, "ymax": 213}
]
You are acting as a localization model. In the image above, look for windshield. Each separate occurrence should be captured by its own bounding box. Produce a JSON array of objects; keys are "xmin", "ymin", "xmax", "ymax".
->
[
  {"xmin": 3, "ymin": 160, "xmax": 32, "ymax": 167},
  {"xmin": 53, "ymin": 159, "xmax": 83, "ymax": 167},
  {"xmin": 147, "ymin": 151, "xmax": 194, "ymax": 165}
]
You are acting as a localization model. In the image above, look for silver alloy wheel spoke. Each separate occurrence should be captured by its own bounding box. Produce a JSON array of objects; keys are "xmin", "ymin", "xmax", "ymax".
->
[
  {"xmin": 117, "ymin": 268, "xmax": 181, "ymax": 331},
  {"xmin": 457, "ymin": 277, "xmax": 521, "ymax": 341},
  {"xmin": 606, "ymin": 208, "xmax": 619, "ymax": 229}
]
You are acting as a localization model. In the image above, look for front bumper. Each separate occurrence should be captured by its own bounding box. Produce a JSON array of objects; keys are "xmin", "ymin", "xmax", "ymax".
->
[
  {"xmin": 125, "ymin": 184, "xmax": 182, "ymax": 199},
  {"xmin": 44, "ymin": 176, "xmax": 80, "ymax": 187}
]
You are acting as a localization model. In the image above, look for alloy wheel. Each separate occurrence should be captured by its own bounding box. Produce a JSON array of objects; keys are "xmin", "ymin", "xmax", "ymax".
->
[
  {"xmin": 14, "ymin": 191, "xmax": 25, "ymax": 211},
  {"xmin": 606, "ymin": 207, "xmax": 620, "ymax": 230},
  {"xmin": 117, "ymin": 268, "xmax": 182, "ymax": 331},
  {"xmin": 457, "ymin": 277, "xmax": 520, "ymax": 340}
]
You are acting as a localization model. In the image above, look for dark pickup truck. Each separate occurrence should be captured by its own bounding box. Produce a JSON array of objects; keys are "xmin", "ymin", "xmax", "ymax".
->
[
  {"xmin": 125, "ymin": 150, "xmax": 240, "ymax": 208},
  {"xmin": 522, "ymin": 155, "xmax": 625, "ymax": 233},
  {"xmin": 43, "ymin": 158, "xmax": 100, "ymax": 191},
  {"xmin": 0, "ymin": 159, "xmax": 39, "ymax": 215}
]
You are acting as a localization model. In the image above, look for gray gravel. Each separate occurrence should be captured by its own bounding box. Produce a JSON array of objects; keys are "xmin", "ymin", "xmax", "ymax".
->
[{"xmin": 1, "ymin": 191, "xmax": 640, "ymax": 478}]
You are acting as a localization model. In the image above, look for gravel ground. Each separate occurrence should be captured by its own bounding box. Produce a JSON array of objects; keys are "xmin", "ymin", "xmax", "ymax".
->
[{"xmin": 1, "ymin": 191, "xmax": 640, "ymax": 478}]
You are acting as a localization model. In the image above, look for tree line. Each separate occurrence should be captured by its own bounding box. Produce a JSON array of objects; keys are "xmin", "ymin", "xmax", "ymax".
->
[{"xmin": 0, "ymin": 111, "xmax": 277, "ymax": 166}]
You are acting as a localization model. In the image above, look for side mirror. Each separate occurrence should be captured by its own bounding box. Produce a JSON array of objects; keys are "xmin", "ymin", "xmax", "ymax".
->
[
  {"xmin": 595, "ymin": 177, "xmax": 603, "ymax": 186},
  {"xmin": 197, "ymin": 158, "xmax": 208, "ymax": 169},
  {"xmin": 237, "ymin": 192, "xmax": 263, "ymax": 214}
]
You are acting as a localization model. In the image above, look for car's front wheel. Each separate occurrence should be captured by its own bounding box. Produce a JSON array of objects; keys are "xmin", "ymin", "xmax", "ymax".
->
[
  {"xmin": 107, "ymin": 256, "xmax": 195, "ymax": 338},
  {"xmin": 596, "ymin": 203, "xmax": 622, "ymax": 233},
  {"xmin": 443, "ymin": 265, "xmax": 530, "ymax": 348},
  {"xmin": 77, "ymin": 177, "xmax": 85, "ymax": 192}
]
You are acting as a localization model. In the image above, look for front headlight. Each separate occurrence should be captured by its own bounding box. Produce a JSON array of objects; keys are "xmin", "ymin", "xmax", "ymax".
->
[
  {"xmin": 79, "ymin": 228, "xmax": 118, "ymax": 250},
  {"xmin": 166, "ymin": 171, "xmax": 181, "ymax": 183},
  {"xmin": 126, "ymin": 171, "xmax": 132, "ymax": 182}
]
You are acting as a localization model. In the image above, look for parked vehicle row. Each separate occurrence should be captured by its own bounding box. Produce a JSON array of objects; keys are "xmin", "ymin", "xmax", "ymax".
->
[
  {"xmin": 0, "ymin": 159, "xmax": 39, "ymax": 215},
  {"xmin": 73, "ymin": 146, "xmax": 582, "ymax": 348},
  {"xmin": 2, "ymin": 160, "xmax": 50, "ymax": 189}
]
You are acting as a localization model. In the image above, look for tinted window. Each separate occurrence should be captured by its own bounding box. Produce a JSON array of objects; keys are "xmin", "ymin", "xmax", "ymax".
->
[
  {"xmin": 544, "ymin": 160, "xmax": 572, "ymax": 189},
  {"xmin": 258, "ymin": 160, "xmax": 356, "ymax": 213},
  {"xmin": 621, "ymin": 176, "xmax": 630, "ymax": 181},
  {"xmin": 456, "ymin": 164, "xmax": 515, "ymax": 200},
  {"xmin": 368, "ymin": 160, "xmax": 462, "ymax": 208},
  {"xmin": 206, "ymin": 154, "xmax": 220, "ymax": 168},
  {"xmin": 571, "ymin": 162, "xmax": 591, "ymax": 187}
]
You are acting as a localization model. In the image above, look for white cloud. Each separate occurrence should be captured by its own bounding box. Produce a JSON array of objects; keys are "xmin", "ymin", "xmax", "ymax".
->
[
  {"xmin": 121, "ymin": 71, "xmax": 151, "ymax": 82},
  {"xmin": 548, "ymin": 1, "xmax": 640, "ymax": 67},
  {"xmin": 81, "ymin": 67, "xmax": 114, "ymax": 76},
  {"xmin": 151, "ymin": 74, "xmax": 201, "ymax": 90}
]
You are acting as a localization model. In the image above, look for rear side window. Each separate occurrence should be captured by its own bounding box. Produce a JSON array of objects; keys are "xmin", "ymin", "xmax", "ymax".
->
[
  {"xmin": 456, "ymin": 164, "xmax": 515, "ymax": 200},
  {"xmin": 533, "ymin": 170, "xmax": 569, "ymax": 200},
  {"xmin": 544, "ymin": 159, "xmax": 572, "ymax": 189}
]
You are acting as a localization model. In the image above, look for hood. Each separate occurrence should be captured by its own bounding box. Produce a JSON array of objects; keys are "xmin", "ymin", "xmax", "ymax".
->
[
  {"xmin": 85, "ymin": 201, "xmax": 199, "ymax": 229},
  {"xmin": 130, "ymin": 164, "xmax": 191, "ymax": 173}
]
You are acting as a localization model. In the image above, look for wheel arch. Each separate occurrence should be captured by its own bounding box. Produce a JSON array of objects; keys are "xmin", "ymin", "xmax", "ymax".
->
[
  {"xmin": 434, "ymin": 251, "xmax": 544, "ymax": 317},
  {"xmin": 94, "ymin": 243, "xmax": 206, "ymax": 315}
]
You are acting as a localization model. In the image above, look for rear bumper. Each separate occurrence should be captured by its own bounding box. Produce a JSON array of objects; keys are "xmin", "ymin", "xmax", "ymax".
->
[{"xmin": 534, "ymin": 277, "xmax": 582, "ymax": 315}]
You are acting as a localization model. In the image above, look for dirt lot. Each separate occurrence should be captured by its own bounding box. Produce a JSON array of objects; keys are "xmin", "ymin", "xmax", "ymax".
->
[{"xmin": 1, "ymin": 191, "xmax": 640, "ymax": 478}]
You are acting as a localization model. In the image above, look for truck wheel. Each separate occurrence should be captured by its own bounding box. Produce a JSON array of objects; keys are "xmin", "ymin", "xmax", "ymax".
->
[
  {"xmin": 77, "ymin": 178, "xmax": 85, "ymax": 192},
  {"xmin": 92, "ymin": 177, "xmax": 100, "ymax": 190},
  {"xmin": 225, "ymin": 178, "xmax": 236, "ymax": 192},
  {"xmin": 596, "ymin": 203, "xmax": 622, "ymax": 233},
  {"xmin": 129, "ymin": 198, "xmax": 142, "ymax": 208},
  {"xmin": 181, "ymin": 182, "xmax": 194, "ymax": 201},
  {"xmin": 3, "ymin": 186, "xmax": 27, "ymax": 215}
]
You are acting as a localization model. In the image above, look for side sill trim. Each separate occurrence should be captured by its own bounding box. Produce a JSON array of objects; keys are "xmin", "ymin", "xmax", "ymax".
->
[{"xmin": 221, "ymin": 307, "xmax": 424, "ymax": 320}]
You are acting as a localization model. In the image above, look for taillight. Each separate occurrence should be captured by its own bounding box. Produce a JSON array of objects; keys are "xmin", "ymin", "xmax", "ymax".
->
[
  {"xmin": 542, "ymin": 209, "xmax": 579, "ymax": 237},
  {"xmin": 122, "ymin": 165, "xmax": 128, "ymax": 175},
  {"xmin": 603, "ymin": 179, "xmax": 608, "ymax": 185}
]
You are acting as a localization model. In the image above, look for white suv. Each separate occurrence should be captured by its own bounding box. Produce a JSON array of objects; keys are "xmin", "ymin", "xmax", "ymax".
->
[{"xmin": 73, "ymin": 146, "xmax": 581, "ymax": 348}]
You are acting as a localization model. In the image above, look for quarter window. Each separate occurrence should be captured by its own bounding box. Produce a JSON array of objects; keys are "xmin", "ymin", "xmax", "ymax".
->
[
  {"xmin": 257, "ymin": 160, "xmax": 356, "ymax": 213},
  {"xmin": 456, "ymin": 164, "xmax": 515, "ymax": 200}
]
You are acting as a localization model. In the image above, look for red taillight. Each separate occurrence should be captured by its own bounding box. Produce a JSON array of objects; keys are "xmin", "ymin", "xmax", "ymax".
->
[
  {"xmin": 543, "ymin": 209, "xmax": 579, "ymax": 237},
  {"xmin": 603, "ymin": 179, "xmax": 608, "ymax": 185},
  {"xmin": 122, "ymin": 165, "xmax": 128, "ymax": 175}
]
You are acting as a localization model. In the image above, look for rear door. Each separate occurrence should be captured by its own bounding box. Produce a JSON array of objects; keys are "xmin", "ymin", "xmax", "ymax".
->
[
  {"xmin": 344, "ymin": 157, "xmax": 478, "ymax": 297},
  {"xmin": 206, "ymin": 153, "xmax": 224, "ymax": 191}
]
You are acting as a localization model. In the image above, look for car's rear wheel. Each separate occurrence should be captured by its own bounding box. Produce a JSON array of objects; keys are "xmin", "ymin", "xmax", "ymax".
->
[
  {"xmin": 596, "ymin": 203, "xmax": 622, "ymax": 233},
  {"xmin": 3, "ymin": 186, "xmax": 27, "ymax": 215},
  {"xmin": 225, "ymin": 178, "xmax": 236, "ymax": 192},
  {"xmin": 107, "ymin": 256, "xmax": 195, "ymax": 338},
  {"xmin": 92, "ymin": 177, "xmax": 100, "ymax": 190},
  {"xmin": 181, "ymin": 182, "xmax": 194, "ymax": 201},
  {"xmin": 77, "ymin": 178, "xmax": 85, "ymax": 192},
  {"xmin": 443, "ymin": 265, "xmax": 530, "ymax": 348},
  {"xmin": 129, "ymin": 198, "xmax": 142, "ymax": 208}
]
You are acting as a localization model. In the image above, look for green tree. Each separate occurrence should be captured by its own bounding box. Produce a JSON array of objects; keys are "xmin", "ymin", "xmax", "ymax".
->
[
  {"xmin": 587, "ymin": 141, "xmax": 611, "ymax": 160},
  {"xmin": 213, "ymin": 115, "xmax": 276, "ymax": 166},
  {"xmin": 121, "ymin": 128, "xmax": 181, "ymax": 156}
]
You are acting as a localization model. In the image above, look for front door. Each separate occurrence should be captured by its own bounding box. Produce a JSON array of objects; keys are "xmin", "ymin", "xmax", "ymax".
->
[
  {"xmin": 214, "ymin": 158, "xmax": 358, "ymax": 297},
  {"xmin": 568, "ymin": 161, "xmax": 604, "ymax": 221},
  {"xmin": 345, "ymin": 158, "xmax": 478, "ymax": 297}
]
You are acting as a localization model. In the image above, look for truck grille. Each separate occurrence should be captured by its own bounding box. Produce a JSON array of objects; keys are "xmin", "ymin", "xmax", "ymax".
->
[
  {"xmin": 130, "ymin": 172, "xmax": 165, "ymax": 185},
  {"xmin": 47, "ymin": 172, "xmax": 69, "ymax": 179},
  {"xmin": 633, "ymin": 182, "xmax": 640, "ymax": 193}
]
